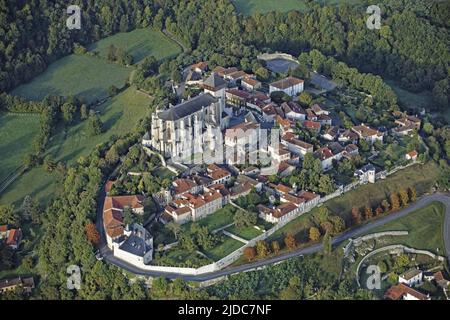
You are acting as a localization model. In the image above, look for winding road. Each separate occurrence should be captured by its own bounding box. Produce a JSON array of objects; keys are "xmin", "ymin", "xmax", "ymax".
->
[{"xmin": 98, "ymin": 192, "xmax": 450, "ymax": 282}]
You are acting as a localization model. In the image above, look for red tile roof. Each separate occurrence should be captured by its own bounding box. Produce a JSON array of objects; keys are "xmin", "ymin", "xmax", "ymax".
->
[
  {"xmin": 385, "ymin": 283, "xmax": 429, "ymax": 301},
  {"xmin": 0, "ymin": 225, "xmax": 7, "ymax": 233},
  {"xmin": 173, "ymin": 179, "xmax": 198, "ymax": 195},
  {"xmin": 6, "ymin": 229, "xmax": 22, "ymax": 247},
  {"xmin": 303, "ymin": 120, "xmax": 321, "ymax": 130}
]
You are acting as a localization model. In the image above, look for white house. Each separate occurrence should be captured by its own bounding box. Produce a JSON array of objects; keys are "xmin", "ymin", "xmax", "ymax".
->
[
  {"xmin": 399, "ymin": 269, "xmax": 423, "ymax": 287},
  {"xmin": 269, "ymin": 76, "xmax": 304, "ymax": 97},
  {"xmin": 111, "ymin": 223, "xmax": 153, "ymax": 266}
]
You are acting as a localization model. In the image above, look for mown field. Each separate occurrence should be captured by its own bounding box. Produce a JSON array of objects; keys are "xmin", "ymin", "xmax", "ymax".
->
[
  {"xmin": 0, "ymin": 87, "xmax": 150, "ymax": 208},
  {"xmin": 11, "ymin": 55, "xmax": 131, "ymax": 104},
  {"xmin": 47, "ymin": 86, "xmax": 150, "ymax": 164},
  {"xmin": 88, "ymin": 29, "xmax": 181, "ymax": 64},
  {"xmin": 0, "ymin": 113, "xmax": 40, "ymax": 183},
  {"xmin": 232, "ymin": 0, "xmax": 363, "ymax": 15},
  {"xmin": 367, "ymin": 201, "xmax": 446, "ymax": 253}
]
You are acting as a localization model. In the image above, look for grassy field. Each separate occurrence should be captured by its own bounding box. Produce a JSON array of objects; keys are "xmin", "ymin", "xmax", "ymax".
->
[
  {"xmin": 233, "ymin": 0, "xmax": 307, "ymax": 14},
  {"xmin": 11, "ymin": 55, "xmax": 130, "ymax": 104},
  {"xmin": 0, "ymin": 113, "xmax": 40, "ymax": 183},
  {"xmin": 326, "ymin": 162, "xmax": 440, "ymax": 221},
  {"xmin": 182, "ymin": 205, "xmax": 236, "ymax": 232},
  {"xmin": 367, "ymin": 202, "xmax": 446, "ymax": 253},
  {"xmin": 232, "ymin": 0, "xmax": 363, "ymax": 15},
  {"xmin": 0, "ymin": 87, "xmax": 150, "ymax": 208},
  {"xmin": 387, "ymin": 80, "xmax": 433, "ymax": 110},
  {"xmin": 47, "ymin": 87, "xmax": 150, "ymax": 164},
  {"xmin": 88, "ymin": 29, "xmax": 181, "ymax": 64},
  {"xmin": 226, "ymin": 225, "xmax": 263, "ymax": 241},
  {"xmin": 203, "ymin": 237, "xmax": 243, "ymax": 261}
]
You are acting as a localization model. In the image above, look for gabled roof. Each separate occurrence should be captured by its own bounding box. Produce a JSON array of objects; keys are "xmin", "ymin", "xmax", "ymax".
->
[
  {"xmin": 272, "ymin": 203, "xmax": 297, "ymax": 218},
  {"xmin": 303, "ymin": 120, "xmax": 321, "ymax": 130},
  {"xmin": 6, "ymin": 229, "xmax": 22, "ymax": 246},
  {"xmin": 157, "ymin": 94, "xmax": 218, "ymax": 121},
  {"xmin": 173, "ymin": 179, "xmax": 198, "ymax": 195},
  {"xmin": 385, "ymin": 283, "xmax": 429, "ymax": 300},
  {"xmin": 352, "ymin": 124, "xmax": 382, "ymax": 137},
  {"xmin": 242, "ymin": 77, "xmax": 261, "ymax": 87},
  {"xmin": 270, "ymin": 76, "xmax": 304, "ymax": 90},
  {"xmin": 203, "ymin": 72, "xmax": 227, "ymax": 89}
]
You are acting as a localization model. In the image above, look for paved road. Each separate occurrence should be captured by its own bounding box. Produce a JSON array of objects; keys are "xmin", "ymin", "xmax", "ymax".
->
[{"xmin": 100, "ymin": 193, "xmax": 450, "ymax": 282}]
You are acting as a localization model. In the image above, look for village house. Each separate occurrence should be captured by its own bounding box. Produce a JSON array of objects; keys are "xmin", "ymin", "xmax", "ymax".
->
[
  {"xmin": 395, "ymin": 114, "xmax": 421, "ymax": 130},
  {"xmin": 0, "ymin": 225, "xmax": 22, "ymax": 250},
  {"xmin": 281, "ymin": 132, "xmax": 314, "ymax": 158},
  {"xmin": 392, "ymin": 114, "xmax": 420, "ymax": 137},
  {"xmin": 306, "ymin": 109, "xmax": 318, "ymax": 121},
  {"xmin": 245, "ymin": 91, "xmax": 271, "ymax": 113},
  {"xmin": 0, "ymin": 277, "xmax": 35, "ymax": 294},
  {"xmin": 206, "ymin": 164, "xmax": 232, "ymax": 185},
  {"xmin": 224, "ymin": 70, "xmax": 249, "ymax": 85},
  {"xmin": 352, "ymin": 124, "xmax": 383, "ymax": 144},
  {"xmin": 302, "ymin": 120, "xmax": 321, "ymax": 131},
  {"xmin": 213, "ymin": 66, "xmax": 238, "ymax": 77},
  {"xmin": 338, "ymin": 129, "xmax": 359, "ymax": 144},
  {"xmin": 111, "ymin": 223, "xmax": 153, "ymax": 266},
  {"xmin": 258, "ymin": 203, "xmax": 298, "ymax": 223},
  {"xmin": 311, "ymin": 104, "xmax": 329, "ymax": 116},
  {"xmin": 354, "ymin": 164, "xmax": 376, "ymax": 184},
  {"xmin": 258, "ymin": 190, "xmax": 319, "ymax": 223},
  {"xmin": 241, "ymin": 77, "xmax": 262, "ymax": 91},
  {"xmin": 385, "ymin": 283, "xmax": 430, "ymax": 301},
  {"xmin": 405, "ymin": 150, "xmax": 418, "ymax": 161},
  {"xmin": 399, "ymin": 268, "xmax": 423, "ymax": 287},
  {"xmin": 322, "ymin": 126, "xmax": 339, "ymax": 141},
  {"xmin": 164, "ymin": 189, "xmax": 223, "ymax": 224},
  {"xmin": 280, "ymin": 101, "xmax": 306, "ymax": 121},
  {"xmin": 103, "ymin": 195, "xmax": 145, "ymax": 247},
  {"xmin": 226, "ymin": 88, "xmax": 251, "ymax": 108},
  {"xmin": 172, "ymin": 178, "xmax": 202, "ymax": 198},
  {"xmin": 268, "ymin": 145, "xmax": 291, "ymax": 163},
  {"xmin": 269, "ymin": 76, "xmax": 304, "ymax": 97},
  {"xmin": 314, "ymin": 147, "xmax": 337, "ymax": 171},
  {"xmin": 191, "ymin": 61, "xmax": 208, "ymax": 74}
]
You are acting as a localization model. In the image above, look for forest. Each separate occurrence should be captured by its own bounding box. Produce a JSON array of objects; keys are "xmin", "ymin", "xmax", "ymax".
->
[{"xmin": 0, "ymin": 0, "xmax": 448, "ymax": 108}]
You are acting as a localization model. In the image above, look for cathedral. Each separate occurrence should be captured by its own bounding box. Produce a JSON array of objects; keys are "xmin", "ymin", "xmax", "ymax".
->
[{"xmin": 150, "ymin": 73, "xmax": 231, "ymax": 163}]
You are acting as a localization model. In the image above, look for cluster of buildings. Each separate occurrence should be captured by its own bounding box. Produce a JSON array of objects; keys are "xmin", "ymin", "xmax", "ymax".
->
[
  {"xmin": 157, "ymin": 160, "xmax": 321, "ymax": 225},
  {"xmin": 102, "ymin": 194, "xmax": 153, "ymax": 266},
  {"xmin": 385, "ymin": 268, "xmax": 449, "ymax": 300},
  {"xmin": 0, "ymin": 225, "xmax": 22, "ymax": 250},
  {"xmin": 103, "ymin": 59, "xmax": 425, "ymax": 268}
]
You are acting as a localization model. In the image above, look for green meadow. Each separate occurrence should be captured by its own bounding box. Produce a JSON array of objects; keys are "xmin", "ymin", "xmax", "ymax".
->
[
  {"xmin": 88, "ymin": 29, "xmax": 181, "ymax": 64},
  {"xmin": 0, "ymin": 87, "xmax": 150, "ymax": 207},
  {"xmin": 0, "ymin": 113, "xmax": 40, "ymax": 183},
  {"xmin": 232, "ymin": 0, "xmax": 364, "ymax": 15},
  {"xmin": 11, "ymin": 55, "xmax": 130, "ymax": 104}
]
